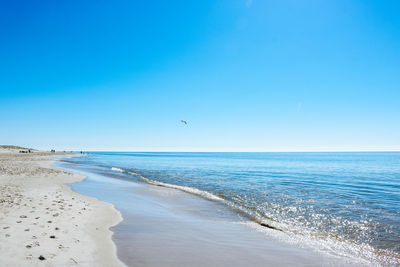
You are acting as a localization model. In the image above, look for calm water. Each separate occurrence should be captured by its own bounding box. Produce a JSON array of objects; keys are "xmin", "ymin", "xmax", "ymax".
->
[{"xmin": 66, "ymin": 152, "xmax": 400, "ymax": 265}]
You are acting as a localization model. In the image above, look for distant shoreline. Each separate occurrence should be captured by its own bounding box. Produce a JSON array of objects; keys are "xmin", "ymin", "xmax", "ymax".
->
[{"xmin": 55, "ymin": 150, "xmax": 400, "ymax": 153}]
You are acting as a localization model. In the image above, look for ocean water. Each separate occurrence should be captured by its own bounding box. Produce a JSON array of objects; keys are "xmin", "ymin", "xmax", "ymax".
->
[{"xmin": 65, "ymin": 152, "xmax": 400, "ymax": 265}]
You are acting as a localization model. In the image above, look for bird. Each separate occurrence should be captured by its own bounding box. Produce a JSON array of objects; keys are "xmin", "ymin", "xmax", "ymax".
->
[{"xmin": 181, "ymin": 120, "xmax": 188, "ymax": 125}]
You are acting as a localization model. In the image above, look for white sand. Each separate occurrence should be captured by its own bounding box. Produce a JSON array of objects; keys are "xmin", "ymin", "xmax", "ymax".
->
[{"xmin": 0, "ymin": 148, "xmax": 124, "ymax": 266}]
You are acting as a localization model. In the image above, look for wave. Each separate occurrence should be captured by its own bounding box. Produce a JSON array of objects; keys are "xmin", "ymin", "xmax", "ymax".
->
[
  {"xmin": 111, "ymin": 167, "xmax": 124, "ymax": 173},
  {"xmin": 142, "ymin": 176, "xmax": 225, "ymax": 202},
  {"xmin": 111, "ymin": 167, "xmax": 283, "ymax": 230},
  {"xmin": 111, "ymin": 166, "xmax": 224, "ymax": 202}
]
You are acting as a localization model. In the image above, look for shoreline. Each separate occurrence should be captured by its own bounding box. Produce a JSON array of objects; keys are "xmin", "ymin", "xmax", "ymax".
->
[
  {"xmin": 0, "ymin": 150, "xmax": 124, "ymax": 266},
  {"xmin": 60, "ymin": 158, "xmax": 365, "ymax": 266}
]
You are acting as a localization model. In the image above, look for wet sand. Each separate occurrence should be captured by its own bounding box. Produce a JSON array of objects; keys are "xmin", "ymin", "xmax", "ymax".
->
[{"xmin": 60, "ymin": 161, "xmax": 364, "ymax": 267}]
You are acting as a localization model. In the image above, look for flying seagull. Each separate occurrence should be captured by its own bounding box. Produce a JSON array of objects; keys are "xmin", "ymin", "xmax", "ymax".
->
[{"xmin": 181, "ymin": 120, "xmax": 188, "ymax": 125}]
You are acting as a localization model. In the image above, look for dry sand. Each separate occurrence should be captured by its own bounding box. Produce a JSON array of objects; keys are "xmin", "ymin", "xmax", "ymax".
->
[{"xmin": 0, "ymin": 148, "xmax": 124, "ymax": 266}]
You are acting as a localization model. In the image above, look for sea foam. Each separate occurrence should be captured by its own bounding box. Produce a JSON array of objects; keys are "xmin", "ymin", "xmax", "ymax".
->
[{"xmin": 111, "ymin": 167, "xmax": 124, "ymax": 173}]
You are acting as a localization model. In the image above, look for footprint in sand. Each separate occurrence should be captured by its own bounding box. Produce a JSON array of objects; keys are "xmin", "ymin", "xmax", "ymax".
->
[{"xmin": 26, "ymin": 241, "xmax": 40, "ymax": 248}]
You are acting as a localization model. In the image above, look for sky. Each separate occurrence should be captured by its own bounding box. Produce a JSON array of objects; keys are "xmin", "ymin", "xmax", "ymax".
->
[{"xmin": 1, "ymin": 0, "xmax": 400, "ymax": 152}]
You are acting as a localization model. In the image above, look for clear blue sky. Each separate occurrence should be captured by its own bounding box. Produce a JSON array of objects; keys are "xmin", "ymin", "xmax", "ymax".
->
[{"xmin": 1, "ymin": 0, "xmax": 399, "ymax": 151}]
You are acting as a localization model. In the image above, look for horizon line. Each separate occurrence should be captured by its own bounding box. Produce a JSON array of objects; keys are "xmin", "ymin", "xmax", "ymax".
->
[
  {"xmin": 4, "ymin": 145, "xmax": 399, "ymax": 153},
  {"xmin": 62, "ymin": 150, "xmax": 400, "ymax": 153}
]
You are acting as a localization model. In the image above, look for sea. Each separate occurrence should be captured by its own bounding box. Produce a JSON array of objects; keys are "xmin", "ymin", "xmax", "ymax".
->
[{"xmin": 63, "ymin": 152, "xmax": 400, "ymax": 265}]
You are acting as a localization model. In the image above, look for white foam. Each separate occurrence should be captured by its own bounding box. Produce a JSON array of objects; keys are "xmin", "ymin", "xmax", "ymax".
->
[
  {"xmin": 111, "ymin": 167, "xmax": 125, "ymax": 173},
  {"xmin": 127, "ymin": 171, "xmax": 147, "ymax": 179},
  {"xmin": 128, "ymin": 172, "xmax": 224, "ymax": 202},
  {"xmin": 152, "ymin": 181, "xmax": 224, "ymax": 202}
]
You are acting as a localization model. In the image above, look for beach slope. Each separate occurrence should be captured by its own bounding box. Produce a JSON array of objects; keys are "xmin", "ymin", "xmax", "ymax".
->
[{"xmin": 0, "ymin": 148, "xmax": 123, "ymax": 266}]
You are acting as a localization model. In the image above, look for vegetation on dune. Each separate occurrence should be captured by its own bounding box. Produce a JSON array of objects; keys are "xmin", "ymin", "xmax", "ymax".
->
[{"xmin": 0, "ymin": 145, "xmax": 32, "ymax": 150}]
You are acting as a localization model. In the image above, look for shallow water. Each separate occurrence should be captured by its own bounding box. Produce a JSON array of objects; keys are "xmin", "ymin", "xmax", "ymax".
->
[
  {"xmin": 59, "ymin": 161, "xmax": 359, "ymax": 266},
  {"xmin": 64, "ymin": 152, "xmax": 400, "ymax": 265}
]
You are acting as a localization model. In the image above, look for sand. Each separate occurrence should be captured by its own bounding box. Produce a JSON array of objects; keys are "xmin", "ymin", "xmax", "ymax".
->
[{"xmin": 0, "ymin": 148, "xmax": 124, "ymax": 266}]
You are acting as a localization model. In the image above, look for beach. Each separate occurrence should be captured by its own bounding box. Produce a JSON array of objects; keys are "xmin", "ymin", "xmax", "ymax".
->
[
  {"xmin": 2, "ymin": 0, "xmax": 399, "ymax": 265},
  {"xmin": 2, "ymin": 148, "xmax": 398, "ymax": 266},
  {"xmin": 0, "ymin": 148, "xmax": 123, "ymax": 266}
]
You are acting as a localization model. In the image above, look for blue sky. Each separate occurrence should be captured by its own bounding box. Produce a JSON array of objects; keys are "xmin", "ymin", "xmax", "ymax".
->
[{"xmin": 1, "ymin": 0, "xmax": 399, "ymax": 151}]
